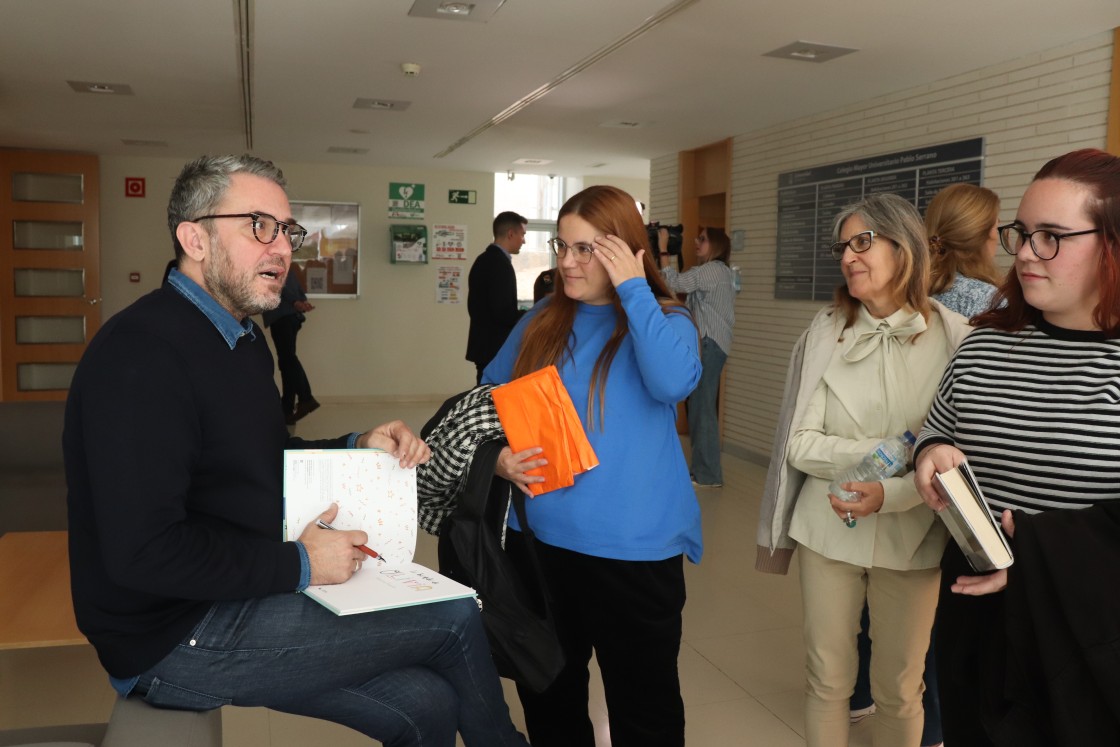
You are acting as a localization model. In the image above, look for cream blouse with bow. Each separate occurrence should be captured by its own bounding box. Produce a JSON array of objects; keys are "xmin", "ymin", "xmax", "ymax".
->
[{"xmin": 786, "ymin": 305, "xmax": 958, "ymax": 570}]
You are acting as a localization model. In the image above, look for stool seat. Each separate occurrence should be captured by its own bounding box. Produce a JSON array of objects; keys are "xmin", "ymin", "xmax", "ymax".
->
[{"xmin": 101, "ymin": 698, "xmax": 222, "ymax": 747}]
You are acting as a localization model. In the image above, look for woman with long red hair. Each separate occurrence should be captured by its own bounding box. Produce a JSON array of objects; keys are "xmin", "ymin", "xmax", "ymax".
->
[{"xmin": 483, "ymin": 185, "xmax": 702, "ymax": 747}]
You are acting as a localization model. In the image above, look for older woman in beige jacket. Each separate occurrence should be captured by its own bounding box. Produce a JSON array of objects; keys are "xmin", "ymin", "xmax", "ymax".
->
[{"xmin": 756, "ymin": 193, "xmax": 971, "ymax": 747}]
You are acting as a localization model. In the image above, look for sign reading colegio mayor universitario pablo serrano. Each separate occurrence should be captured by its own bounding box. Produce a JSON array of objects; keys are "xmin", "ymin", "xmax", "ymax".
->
[{"xmin": 775, "ymin": 138, "xmax": 983, "ymax": 301}]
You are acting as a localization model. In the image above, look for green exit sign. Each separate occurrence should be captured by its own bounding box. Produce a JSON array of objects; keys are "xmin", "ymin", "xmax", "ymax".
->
[{"xmin": 448, "ymin": 189, "xmax": 476, "ymax": 205}]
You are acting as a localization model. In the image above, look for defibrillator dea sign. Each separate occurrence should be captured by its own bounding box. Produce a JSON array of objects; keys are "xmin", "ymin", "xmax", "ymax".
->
[{"xmin": 388, "ymin": 182, "xmax": 425, "ymax": 219}]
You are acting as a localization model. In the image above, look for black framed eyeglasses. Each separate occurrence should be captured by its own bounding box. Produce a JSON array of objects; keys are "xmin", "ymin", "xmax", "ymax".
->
[
  {"xmin": 829, "ymin": 230, "xmax": 877, "ymax": 260},
  {"xmin": 193, "ymin": 212, "xmax": 308, "ymax": 251},
  {"xmin": 548, "ymin": 237, "xmax": 596, "ymax": 264},
  {"xmin": 998, "ymin": 223, "xmax": 1100, "ymax": 261}
]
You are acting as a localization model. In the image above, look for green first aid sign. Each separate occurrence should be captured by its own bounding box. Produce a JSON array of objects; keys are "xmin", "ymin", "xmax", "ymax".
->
[{"xmin": 389, "ymin": 182, "xmax": 425, "ymax": 219}]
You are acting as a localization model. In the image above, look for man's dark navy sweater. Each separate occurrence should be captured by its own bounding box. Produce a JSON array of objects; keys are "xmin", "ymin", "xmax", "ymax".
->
[{"xmin": 64, "ymin": 285, "xmax": 347, "ymax": 678}]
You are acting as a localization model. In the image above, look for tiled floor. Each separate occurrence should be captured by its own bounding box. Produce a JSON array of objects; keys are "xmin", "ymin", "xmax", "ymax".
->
[{"xmin": 0, "ymin": 399, "xmax": 877, "ymax": 746}]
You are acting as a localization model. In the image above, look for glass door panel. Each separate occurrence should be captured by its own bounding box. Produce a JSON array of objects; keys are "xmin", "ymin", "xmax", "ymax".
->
[{"xmin": 0, "ymin": 150, "xmax": 100, "ymax": 401}]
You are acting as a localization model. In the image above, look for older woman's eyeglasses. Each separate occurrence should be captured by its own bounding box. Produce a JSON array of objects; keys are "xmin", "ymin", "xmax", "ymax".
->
[
  {"xmin": 998, "ymin": 223, "xmax": 1100, "ymax": 261},
  {"xmin": 548, "ymin": 238, "xmax": 595, "ymax": 263},
  {"xmin": 829, "ymin": 231, "xmax": 877, "ymax": 260},
  {"xmin": 193, "ymin": 212, "xmax": 308, "ymax": 252}
]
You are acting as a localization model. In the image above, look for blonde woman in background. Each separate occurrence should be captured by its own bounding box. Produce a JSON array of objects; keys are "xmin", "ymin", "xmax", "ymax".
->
[{"xmin": 926, "ymin": 183, "xmax": 1004, "ymax": 317}]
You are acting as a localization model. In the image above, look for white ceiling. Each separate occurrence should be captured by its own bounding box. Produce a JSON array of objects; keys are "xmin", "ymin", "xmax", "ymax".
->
[{"xmin": 2, "ymin": 0, "xmax": 1119, "ymax": 180}]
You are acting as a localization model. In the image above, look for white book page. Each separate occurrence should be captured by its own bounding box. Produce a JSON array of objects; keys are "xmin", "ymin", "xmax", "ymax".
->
[{"xmin": 283, "ymin": 449, "xmax": 417, "ymax": 565}]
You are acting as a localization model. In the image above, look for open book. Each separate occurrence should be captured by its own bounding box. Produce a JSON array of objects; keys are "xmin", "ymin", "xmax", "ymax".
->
[
  {"xmin": 283, "ymin": 449, "xmax": 475, "ymax": 615},
  {"xmin": 934, "ymin": 461, "xmax": 1014, "ymax": 572}
]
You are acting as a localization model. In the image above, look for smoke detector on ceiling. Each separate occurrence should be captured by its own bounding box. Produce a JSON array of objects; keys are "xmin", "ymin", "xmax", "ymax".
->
[{"xmin": 401, "ymin": 62, "xmax": 421, "ymax": 77}]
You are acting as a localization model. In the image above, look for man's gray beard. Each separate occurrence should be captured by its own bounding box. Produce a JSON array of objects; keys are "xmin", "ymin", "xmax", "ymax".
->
[{"xmin": 204, "ymin": 237, "xmax": 282, "ymax": 318}]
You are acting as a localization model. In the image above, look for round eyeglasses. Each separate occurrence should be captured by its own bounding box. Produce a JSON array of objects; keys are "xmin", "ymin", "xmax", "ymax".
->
[
  {"xmin": 829, "ymin": 230, "xmax": 878, "ymax": 260},
  {"xmin": 548, "ymin": 237, "xmax": 596, "ymax": 264},
  {"xmin": 193, "ymin": 212, "xmax": 308, "ymax": 251},
  {"xmin": 998, "ymin": 223, "xmax": 1100, "ymax": 261}
]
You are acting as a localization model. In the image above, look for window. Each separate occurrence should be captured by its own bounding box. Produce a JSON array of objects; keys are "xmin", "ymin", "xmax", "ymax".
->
[{"xmin": 495, "ymin": 173, "xmax": 579, "ymax": 306}]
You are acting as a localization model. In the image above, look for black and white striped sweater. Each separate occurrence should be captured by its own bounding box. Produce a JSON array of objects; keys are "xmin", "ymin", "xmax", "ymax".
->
[{"xmin": 917, "ymin": 318, "xmax": 1120, "ymax": 516}]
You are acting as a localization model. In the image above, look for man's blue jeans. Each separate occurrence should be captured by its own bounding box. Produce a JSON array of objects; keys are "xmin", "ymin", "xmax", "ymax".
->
[
  {"xmin": 134, "ymin": 594, "xmax": 528, "ymax": 747},
  {"xmin": 688, "ymin": 337, "xmax": 727, "ymax": 485}
]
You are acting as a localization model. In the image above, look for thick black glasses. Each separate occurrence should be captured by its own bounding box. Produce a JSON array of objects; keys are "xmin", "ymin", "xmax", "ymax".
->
[
  {"xmin": 829, "ymin": 230, "xmax": 877, "ymax": 260},
  {"xmin": 548, "ymin": 237, "xmax": 596, "ymax": 264},
  {"xmin": 193, "ymin": 212, "xmax": 308, "ymax": 251},
  {"xmin": 998, "ymin": 223, "xmax": 1100, "ymax": 261}
]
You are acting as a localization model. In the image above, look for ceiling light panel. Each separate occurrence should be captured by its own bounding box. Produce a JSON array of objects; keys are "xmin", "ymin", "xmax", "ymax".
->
[
  {"xmin": 762, "ymin": 41, "xmax": 858, "ymax": 64},
  {"xmin": 408, "ymin": 0, "xmax": 506, "ymax": 23}
]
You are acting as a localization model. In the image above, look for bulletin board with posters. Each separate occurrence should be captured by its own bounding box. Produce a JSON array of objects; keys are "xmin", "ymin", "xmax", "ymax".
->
[
  {"xmin": 289, "ymin": 201, "xmax": 360, "ymax": 297},
  {"xmin": 775, "ymin": 138, "xmax": 983, "ymax": 301}
]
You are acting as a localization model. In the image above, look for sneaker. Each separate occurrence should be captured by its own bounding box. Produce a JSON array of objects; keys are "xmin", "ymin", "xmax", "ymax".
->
[
  {"xmin": 691, "ymin": 479, "xmax": 723, "ymax": 488},
  {"xmin": 849, "ymin": 703, "xmax": 876, "ymax": 724}
]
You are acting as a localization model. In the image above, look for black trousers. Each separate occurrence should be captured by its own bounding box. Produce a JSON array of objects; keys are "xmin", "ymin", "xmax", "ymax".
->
[
  {"xmin": 269, "ymin": 315, "xmax": 312, "ymax": 413},
  {"xmin": 507, "ymin": 533, "xmax": 686, "ymax": 747},
  {"xmin": 935, "ymin": 542, "xmax": 1001, "ymax": 747}
]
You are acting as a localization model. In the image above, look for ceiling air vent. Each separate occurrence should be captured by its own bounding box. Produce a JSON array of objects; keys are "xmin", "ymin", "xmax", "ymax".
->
[
  {"xmin": 353, "ymin": 98, "xmax": 411, "ymax": 111},
  {"xmin": 67, "ymin": 81, "xmax": 133, "ymax": 95}
]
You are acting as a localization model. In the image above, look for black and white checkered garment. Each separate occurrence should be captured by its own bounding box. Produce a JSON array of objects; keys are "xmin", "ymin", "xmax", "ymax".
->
[{"xmin": 416, "ymin": 385, "xmax": 506, "ymax": 535}]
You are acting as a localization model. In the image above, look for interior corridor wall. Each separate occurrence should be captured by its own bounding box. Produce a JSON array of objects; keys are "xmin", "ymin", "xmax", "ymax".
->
[
  {"xmin": 649, "ymin": 31, "xmax": 1115, "ymax": 464},
  {"xmin": 96, "ymin": 155, "xmax": 647, "ymax": 401}
]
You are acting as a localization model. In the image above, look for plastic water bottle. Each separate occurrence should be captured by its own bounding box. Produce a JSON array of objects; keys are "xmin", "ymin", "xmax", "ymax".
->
[{"xmin": 829, "ymin": 431, "xmax": 916, "ymax": 525}]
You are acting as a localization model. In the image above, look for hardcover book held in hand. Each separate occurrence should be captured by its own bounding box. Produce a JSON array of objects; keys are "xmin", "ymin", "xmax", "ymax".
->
[
  {"xmin": 283, "ymin": 449, "xmax": 476, "ymax": 615},
  {"xmin": 934, "ymin": 461, "xmax": 1014, "ymax": 572}
]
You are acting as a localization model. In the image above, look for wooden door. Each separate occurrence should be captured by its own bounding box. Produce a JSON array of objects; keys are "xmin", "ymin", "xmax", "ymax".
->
[{"xmin": 0, "ymin": 150, "xmax": 100, "ymax": 401}]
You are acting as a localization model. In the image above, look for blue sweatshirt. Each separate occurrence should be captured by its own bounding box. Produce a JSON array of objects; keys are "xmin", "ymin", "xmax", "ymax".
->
[{"xmin": 484, "ymin": 278, "xmax": 704, "ymax": 563}]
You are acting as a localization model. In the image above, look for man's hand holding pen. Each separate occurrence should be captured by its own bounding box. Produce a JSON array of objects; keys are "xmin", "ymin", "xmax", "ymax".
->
[{"xmin": 299, "ymin": 503, "xmax": 373, "ymax": 585}]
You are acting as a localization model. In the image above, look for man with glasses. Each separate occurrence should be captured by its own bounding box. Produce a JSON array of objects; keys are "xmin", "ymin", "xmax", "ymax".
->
[
  {"xmin": 63, "ymin": 154, "xmax": 530, "ymax": 746},
  {"xmin": 466, "ymin": 210, "xmax": 527, "ymax": 384}
]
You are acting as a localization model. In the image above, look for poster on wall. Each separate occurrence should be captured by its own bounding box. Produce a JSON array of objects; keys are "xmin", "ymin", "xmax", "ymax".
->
[
  {"xmin": 774, "ymin": 138, "xmax": 983, "ymax": 301},
  {"xmin": 289, "ymin": 201, "xmax": 360, "ymax": 298},
  {"xmin": 436, "ymin": 265, "xmax": 462, "ymax": 304},
  {"xmin": 390, "ymin": 224, "xmax": 428, "ymax": 264},
  {"xmin": 388, "ymin": 182, "xmax": 425, "ymax": 219},
  {"xmin": 431, "ymin": 224, "xmax": 467, "ymax": 260}
]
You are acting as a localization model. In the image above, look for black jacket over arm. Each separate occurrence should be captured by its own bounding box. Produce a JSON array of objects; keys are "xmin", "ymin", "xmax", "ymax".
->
[
  {"xmin": 64, "ymin": 286, "xmax": 347, "ymax": 678},
  {"xmin": 985, "ymin": 503, "xmax": 1120, "ymax": 746}
]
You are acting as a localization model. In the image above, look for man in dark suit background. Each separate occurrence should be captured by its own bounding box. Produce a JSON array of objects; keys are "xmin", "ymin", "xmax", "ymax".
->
[{"xmin": 466, "ymin": 211, "xmax": 527, "ymax": 383}]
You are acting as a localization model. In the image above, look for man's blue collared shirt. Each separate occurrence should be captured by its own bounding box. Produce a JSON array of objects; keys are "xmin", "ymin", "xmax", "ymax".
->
[{"xmin": 167, "ymin": 268, "xmax": 256, "ymax": 348}]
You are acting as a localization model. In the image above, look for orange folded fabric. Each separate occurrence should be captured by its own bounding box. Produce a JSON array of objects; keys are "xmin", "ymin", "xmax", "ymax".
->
[{"xmin": 491, "ymin": 366, "xmax": 599, "ymax": 496}]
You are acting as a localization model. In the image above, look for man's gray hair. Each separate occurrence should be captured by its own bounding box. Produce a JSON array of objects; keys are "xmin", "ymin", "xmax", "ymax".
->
[{"xmin": 167, "ymin": 155, "xmax": 287, "ymax": 259}]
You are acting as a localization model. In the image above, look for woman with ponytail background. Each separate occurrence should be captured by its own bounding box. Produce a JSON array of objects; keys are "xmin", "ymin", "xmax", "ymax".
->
[{"xmin": 926, "ymin": 183, "xmax": 1004, "ymax": 318}]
